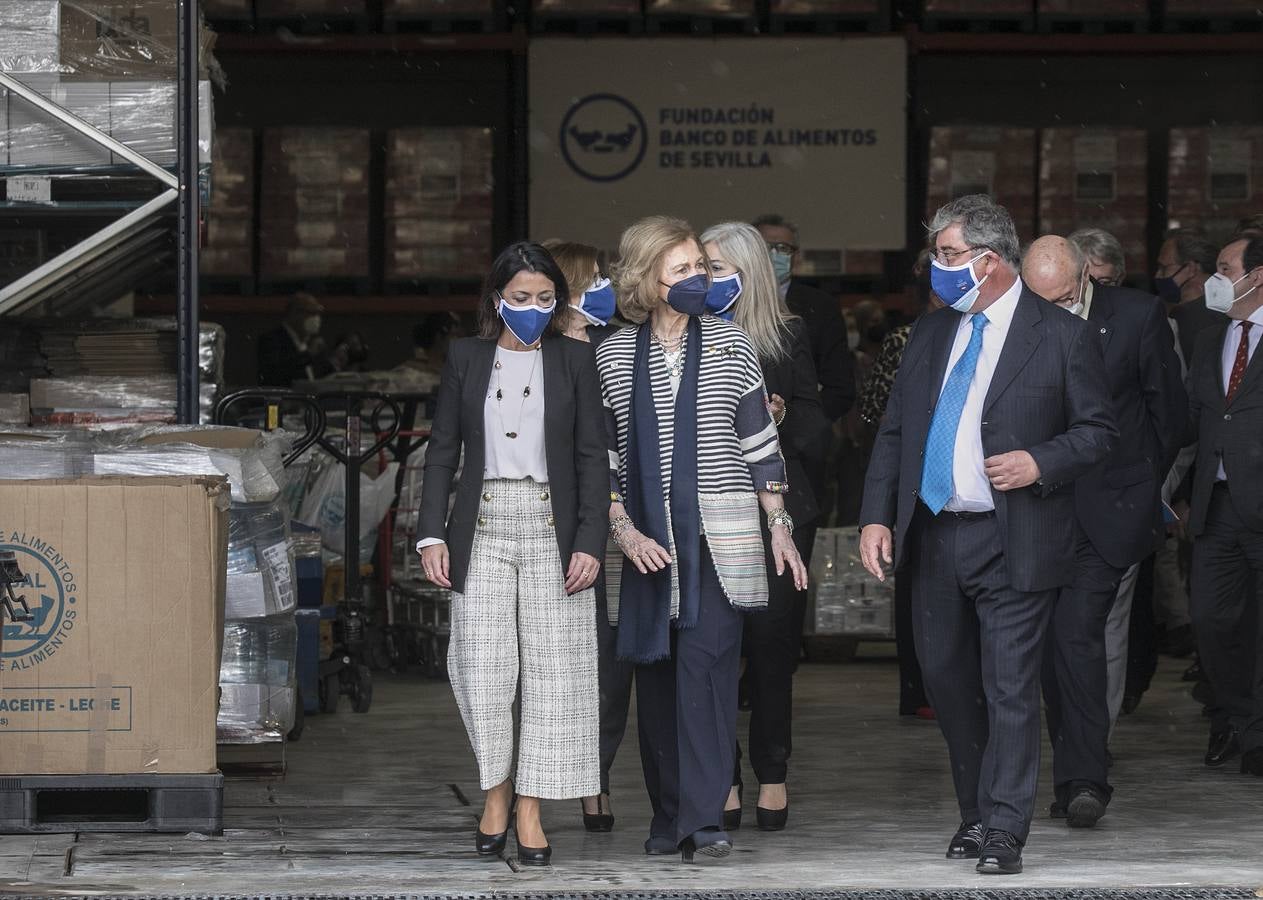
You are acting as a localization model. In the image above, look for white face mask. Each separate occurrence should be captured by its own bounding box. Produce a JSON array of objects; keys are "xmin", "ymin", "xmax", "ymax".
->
[
  {"xmin": 1205, "ymin": 270, "xmax": 1259, "ymax": 314},
  {"xmin": 1063, "ymin": 301, "xmax": 1085, "ymax": 317},
  {"xmin": 302, "ymin": 315, "xmax": 322, "ymax": 337}
]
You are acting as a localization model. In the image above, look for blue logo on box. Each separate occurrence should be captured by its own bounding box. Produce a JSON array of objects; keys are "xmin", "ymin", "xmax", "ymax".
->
[{"xmin": 1, "ymin": 538, "xmax": 78, "ymax": 668}]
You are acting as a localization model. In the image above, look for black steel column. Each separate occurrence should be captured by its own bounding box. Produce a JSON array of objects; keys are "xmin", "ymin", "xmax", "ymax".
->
[{"xmin": 176, "ymin": 0, "xmax": 201, "ymax": 424}]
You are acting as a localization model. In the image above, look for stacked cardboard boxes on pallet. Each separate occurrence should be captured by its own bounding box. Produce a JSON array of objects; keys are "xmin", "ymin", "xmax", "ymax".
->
[
  {"xmin": 1039, "ymin": 128, "xmax": 1149, "ymax": 276},
  {"xmin": 927, "ymin": 126, "xmax": 1037, "ymax": 242},
  {"xmin": 1168, "ymin": 127, "xmax": 1263, "ymax": 240},
  {"xmin": 260, "ymin": 128, "xmax": 371, "ymax": 280},
  {"xmin": 203, "ymin": 129, "xmax": 256, "ymax": 279},
  {"xmin": 384, "ymin": 128, "xmax": 493, "ymax": 280}
]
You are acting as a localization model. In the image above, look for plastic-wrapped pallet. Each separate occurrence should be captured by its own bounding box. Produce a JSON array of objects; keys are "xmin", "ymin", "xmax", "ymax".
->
[
  {"xmin": 217, "ymin": 614, "xmax": 299, "ymax": 743},
  {"xmin": 227, "ymin": 501, "xmax": 296, "ymax": 620},
  {"xmin": 808, "ymin": 528, "xmax": 895, "ymax": 638},
  {"xmin": 0, "ymin": 429, "xmax": 94, "ymax": 479}
]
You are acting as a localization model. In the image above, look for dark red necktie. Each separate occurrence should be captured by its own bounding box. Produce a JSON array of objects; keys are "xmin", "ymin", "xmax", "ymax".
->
[{"xmin": 1226, "ymin": 321, "xmax": 1254, "ymax": 406}]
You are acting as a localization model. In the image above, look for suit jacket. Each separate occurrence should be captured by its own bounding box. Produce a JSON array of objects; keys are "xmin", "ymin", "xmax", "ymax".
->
[
  {"xmin": 1073, "ymin": 285, "xmax": 1188, "ymax": 569},
  {"xmin": 859, "ymin": 285, "xmax": 1117, "ymax": 593},
  {"xmin": 1171, "ymin": 298, "xmax": 1228, "ymax": 366},
  {"xmin": 785, "ymin": 280, "xmax": 856, "ymax": 422},
  {"xmin": 761, "ymin": 318, "xmax": 832, "ymax": 526},
  {"xmin": 1186, "ymin": 318, "xmax": 1263, "ymax": 536},
  {"xmin": 417, "ymin": 334, "xmax": 609, "ymax": 594}
]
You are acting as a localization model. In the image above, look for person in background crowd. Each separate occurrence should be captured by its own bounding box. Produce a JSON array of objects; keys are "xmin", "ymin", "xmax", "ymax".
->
[
  {"xmin": 416, "ymin": 242, "xmax": 608, "ymax": 867},
  {"xmin": 1233, "ymin": 214, "xmax": 1263, "ymax": 240},
  {"xmin": 753, "ymin": 213, "xmax": 856, "ymax": 524},
  {"xmin": 860, "ymin": 248, "xmax": 943, "ymax": 719},
  {"xmin": 1022, "ymin": 236, "xmax": 1186, "ymax": 829},
  {"xmin": 1068, "ymin": 227, "xmax": 1126, "ymax": 287},
  {"xmin": 397, "ymin": 312, "xmax": 462, "ymax": 378},
  {"xmin": 329, "ymin": 331, "xmax": 371, "ymax": 374},
  {"xmin": 541, "ymin": 239, "xmax": 632, "ymax": 835},
  {"xmin": 598, "ymin": 216, "xmax": 807, "ymax": 863},
  {"xmin": 837, "ymin": 299, "xmax": 890, "ymax": 524},
  {"xmin": 1156, "ymin": 228, "xmax": 1222, "ymax": 364},
  {"xmin": 859, "ymin": 195, "xmax": 1116, "ymax": 875},
  {"xmin": 701, "ymin": 221, "xmax": 830, "ymax": 834},
  {"xmin": 1186, "ymin": 235, "xmax": 1263, "ymax": 777},
  {"xmin": 256, "ymin": 292, "xmax": 332, "ymax": 387}
]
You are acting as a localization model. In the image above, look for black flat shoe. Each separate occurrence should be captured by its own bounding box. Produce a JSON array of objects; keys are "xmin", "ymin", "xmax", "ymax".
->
[
  {"xmin": 723, "ymin": 782, "xmax": 743, "ymax": 830},
  {"xmin": 580, "ymin": 794, "xmax": 614, "ymax": 833},
  {"xmin": 515, "ymin": 837, "xmax": 552, "ymax": 867},
  {"xmin": 1206, "ymin": 729, "xmax": 1241, "ymax": 767},
  {"xmin": 975, "ymin": 829, "xmax": 1023, "ymax": 875},
  {"xmin": 946, "ymin": 820, "xmax": 984, "ymax": 860},
  {"xmin": 681, "ymin": 829, "xmax": 731, "ymax": 863},
  {"xmin": 475, "ymin": 828, "xmax": 507, "ymax": 856},
  {"xmin": 1066, "ymin": 788, "xmax": 1106, "ymax": 828},
  {"xmin": 755, "ymin": 803, "xmax": 789, "ymax": 831}
]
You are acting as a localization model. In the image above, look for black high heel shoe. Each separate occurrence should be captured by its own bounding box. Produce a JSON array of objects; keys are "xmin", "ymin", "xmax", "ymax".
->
[
  {"xmin": 474, "ymin": 791, "xmax": 515, "ymax": 857},
  {"xmin": 515, "ymin": 836, "xmax": 553, "ymax": 867},
  {"xmin": 580, "ymin": 793, "xmax": 614, "ymax": 833},
  {"xmin": 681, "ymin": 828, "xmax": 732, "ymax": 863},
  {"xmin": 723, "ymin": 782, "xmax": 743, "ymax": 830},
  {"xmin": 755, "ymin": 803, "xmax": 789, "ymax": 831}
]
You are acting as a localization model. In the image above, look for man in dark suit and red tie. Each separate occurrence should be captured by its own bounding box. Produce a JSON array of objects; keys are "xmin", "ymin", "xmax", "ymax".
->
[
  {"xmin": 859, "ymin": 195, "xmax": 1117, "ymax": 875},
  {"xmin": 1186, "ymin": 235, "xmax": 1263, "ymax": 777}
]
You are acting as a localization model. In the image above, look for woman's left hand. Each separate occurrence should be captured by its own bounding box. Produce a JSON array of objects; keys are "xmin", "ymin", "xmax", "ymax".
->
[
  {"xmin": 768, "ymin": 393, "xmax": 786, "ymax": 426},
  {"xmin": 770, "ymin": 527, "xmax": 808, "ymax": 591},
  {"xmin": 565, "ymin": 551, "xmax": 602, "ymax": 595}
]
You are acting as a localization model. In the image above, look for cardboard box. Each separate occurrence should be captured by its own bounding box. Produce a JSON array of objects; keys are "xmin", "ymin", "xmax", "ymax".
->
[
  {"xmin": 58, "ymin": 0, "xmax": 177, "ymax": 79},
  {"xmin": 1039, "ymin": 128, "xmax": 1148, "ymax": 276},
  {"xmin": 927, "ymin": 126, "xmax": 1037, "ymax": 242},
  {"xmin": 533, "ymin": 0, "xmax": 640, "ymax": 12},
  {"xmin": 0, "ymin": 0, "xmax": 61, "ymax": 75},
  {"xmin": 925, "ymin": 0, "xmax": 1030, "ymax": 13},
  {"xmin": 0, "ymin": 475, "xmax": 228, "ymax": 775},
  {"xmin": 769, "ymin": 1, "xmax": 882, "ymax": 13}
]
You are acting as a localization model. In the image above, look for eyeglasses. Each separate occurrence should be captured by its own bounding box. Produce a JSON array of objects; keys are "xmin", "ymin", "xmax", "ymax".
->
[
  {"xmin": 932, "ymin": 246, "xmax": 984, "ymax": 265},
  {"xmin": 766, "ymin": 242, "xmax": 799, "ymax": 256}
]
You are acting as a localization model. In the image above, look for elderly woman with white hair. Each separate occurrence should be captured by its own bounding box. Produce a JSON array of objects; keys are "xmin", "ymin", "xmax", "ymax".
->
[
  {"xmin": 700, "ymin": 221, "xmax": 830, "ymax": 833},
  {"xmin": 597, "ymin": 215, "xmax": 807, "ymax": 863}
]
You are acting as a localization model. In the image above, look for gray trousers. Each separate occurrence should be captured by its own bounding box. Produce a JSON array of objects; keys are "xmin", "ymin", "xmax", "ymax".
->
[
  {"xmin": 1106, "ymin": 562, "xmax": 1139, "ymax": 736},
  {"xmin": 448, "ymin": 478, "xmax": 600, "ymax": 799}
]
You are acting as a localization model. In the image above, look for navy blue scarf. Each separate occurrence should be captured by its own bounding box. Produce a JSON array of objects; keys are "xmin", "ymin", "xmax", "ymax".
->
[{"xmin": 616, "ymin": 317, "xmax": 702, "ymax": 665}]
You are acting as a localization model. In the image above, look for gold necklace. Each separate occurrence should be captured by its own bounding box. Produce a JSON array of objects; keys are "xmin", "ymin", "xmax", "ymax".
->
[{"xmin": 493, "ymin": 347, "xmax": 540, "ymax": 439}]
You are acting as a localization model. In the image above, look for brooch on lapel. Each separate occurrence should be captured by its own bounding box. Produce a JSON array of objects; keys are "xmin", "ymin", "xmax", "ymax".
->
[{"xmin": 707, "ymin": 344, "xmax": 739, "ymax": 359}]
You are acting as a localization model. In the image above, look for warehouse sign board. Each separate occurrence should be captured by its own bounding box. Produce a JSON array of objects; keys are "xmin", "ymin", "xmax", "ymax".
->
[{"xmin": 529, "ymin": 37, "xmax": 907, "ymax": 255}]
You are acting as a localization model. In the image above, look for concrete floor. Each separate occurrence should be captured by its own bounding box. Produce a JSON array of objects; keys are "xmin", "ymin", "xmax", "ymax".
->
[{"xmin": 2, "ymin": 653, "xmax": 1262, "ymax": 896}]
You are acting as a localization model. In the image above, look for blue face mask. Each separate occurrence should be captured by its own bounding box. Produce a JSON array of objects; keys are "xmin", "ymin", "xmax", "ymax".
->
[
  {"xmin": 704, "ymin": 272, "xmax": 743, "ymax": 320},
  {"xmin": 929, "ymin": 252, "xmax": 991, "ymax": 313},
  {"xmin": 498, "ymin": 295, "xmax": 555, "ymax": 346},
  {"xmin": 572, "ymin": 276, "xmax": 616, "ymax": 327},
  {"xmin": 661, "ymin": 273, "xmax": 710, "ymax": 317},
  {"xmin": 770, "ymin": 250, "xmax": 793, "ymax": 286}
]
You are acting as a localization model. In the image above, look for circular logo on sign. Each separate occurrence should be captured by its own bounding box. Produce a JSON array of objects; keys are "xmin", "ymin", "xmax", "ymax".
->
[
  {"xmin": 560, "ymin": 93, "xmax": 648, "ymax": 183},
  {"xmin": 1, "ymin": 542, "xmax": 70, "ymax": 661}
]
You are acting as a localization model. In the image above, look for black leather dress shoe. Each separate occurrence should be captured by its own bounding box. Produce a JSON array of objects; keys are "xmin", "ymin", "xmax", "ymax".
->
[
  {"xmin": 1066, "ymin": 788, "xmax": 1106, "ymax": 828},
  {"xmin": 976, "ymin": 829, "xmax": 1023, "ymax": 875},
  {"xmin": 1241, "ymin": 747, "xmax": 1263, "ymax": 776},
  {"xmin": 1205, "ymin": 729, "xmax": 1242, "ymax": 767},
  {"xmin": 946, "ymin": 821, "xmax": 985, "ymax": 860},
  {"xmin": 475, "ymin": 827, "xmax": 507, "ymax": 857},
  {"xmin": 515, "ymin": 837, "xmax": 552, "ymax": 867}
]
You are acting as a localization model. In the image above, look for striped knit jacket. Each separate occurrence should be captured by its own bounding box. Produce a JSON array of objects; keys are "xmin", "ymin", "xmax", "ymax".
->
[{"xmin": 596, "ymin": 315, "xmax": 788, "ymax": 622}]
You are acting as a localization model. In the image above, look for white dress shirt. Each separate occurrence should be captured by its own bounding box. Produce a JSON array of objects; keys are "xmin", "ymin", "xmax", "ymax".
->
[
  {"xmin": 1216, "ymin": 305, "xmax": 1263, "ymax": 481},
  {"xmin": 417, "ymin": 345, "xmax": 547, "ymax": 551},
  {"xmin": 939, "ymin": 278, "xmax": 1024, "ymax": 512}
]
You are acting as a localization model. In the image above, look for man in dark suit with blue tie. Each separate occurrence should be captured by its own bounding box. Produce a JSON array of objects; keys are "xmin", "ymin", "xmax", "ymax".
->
[
  {"xmin": 1023, "ymin": 236, "xmax": 1187, "ymax": 827},
  {"xmin": 859, "ymin": 195, "xmax": 1117, "ymax": 875}
]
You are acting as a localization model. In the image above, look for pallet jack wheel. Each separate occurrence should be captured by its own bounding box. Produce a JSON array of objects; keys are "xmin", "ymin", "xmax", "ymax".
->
[
  {"xmin": 319, "ymin": 672, "xmax": 340, "ymax": 714},
  {"xmin": 350, "ymin": 664, "xmax": 373, "ymax": 713}
]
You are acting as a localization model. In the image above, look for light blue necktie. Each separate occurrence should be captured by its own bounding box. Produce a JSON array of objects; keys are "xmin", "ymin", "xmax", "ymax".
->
[{"xmin": 920, "ymin": 313, "xmax": 989, "ymax": 514}]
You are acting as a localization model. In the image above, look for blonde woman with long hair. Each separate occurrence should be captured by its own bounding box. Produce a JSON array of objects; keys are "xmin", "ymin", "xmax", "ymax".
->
[
  {"xmin": 700, "ymin": 221, "xmax": 831, "ymax": 834},
  {"xmin": 596, "ymin": 215, "xmax": 807, "ymax": 862}
]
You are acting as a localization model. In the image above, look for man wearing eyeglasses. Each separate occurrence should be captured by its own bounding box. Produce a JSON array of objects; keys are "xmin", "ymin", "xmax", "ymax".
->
[{"xmin": 859, "ymin": 195, "xmax": 1117, "ymax": 875}]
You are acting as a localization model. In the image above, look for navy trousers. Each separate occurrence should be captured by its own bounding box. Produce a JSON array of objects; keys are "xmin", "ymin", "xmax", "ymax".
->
[
  {"xmin": 635, "ymin": 540, "xmax": 743, "ymax": 845},
  {"xmin": 595, "ymin": 574, "xmax": 635, "ymax": 796}
]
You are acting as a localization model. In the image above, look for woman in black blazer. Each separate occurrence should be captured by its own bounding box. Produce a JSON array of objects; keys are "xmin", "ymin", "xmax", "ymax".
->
[
  {"xmin": 701, "ymin": 221, "xmax": 831, "ymax": 833},
  {"xmin": 416, "ymin": 242, "xmax": 608, "ymax": 866}
]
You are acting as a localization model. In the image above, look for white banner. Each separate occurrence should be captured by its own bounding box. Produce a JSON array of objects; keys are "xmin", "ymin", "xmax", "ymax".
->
[{"xmin": 529, "ymin": 37, "xmax": 907, "ymax": 259}]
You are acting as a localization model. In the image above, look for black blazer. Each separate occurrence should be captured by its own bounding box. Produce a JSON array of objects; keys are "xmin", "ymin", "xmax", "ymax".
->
[
  {"xmin": 761, "ymin": 318, "xmax": 832, "ymax": 526},
  {"xmin": 1171, "ymin": 298, "xmax": 1228, "ymax": 367},
  {"xmin": 1073, "ymin": 285, "xmax": 1188, "ymax": 569},
  {"xmin": 785, "ymin": 280, "xmax": 856, "ymax": 422},
  {"xmin": 417, "ymin": 335, "xmax": 609, "ymax": 594},
  {"xmin": 859, "ymin": 285, "xmax": 1118, "ymax": 593},
  {"xmin": 1187, "ymin": 319, "xmax": 1263, "ymax": 536}
]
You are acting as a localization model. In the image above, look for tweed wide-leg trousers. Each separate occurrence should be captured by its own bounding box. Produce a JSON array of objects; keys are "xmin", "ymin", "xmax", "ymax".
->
[{"xmin": 447, "ymin": 478, "xmax": 600, "ymax": 799}]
